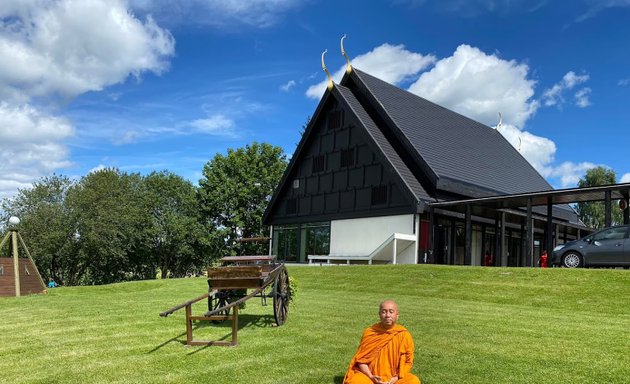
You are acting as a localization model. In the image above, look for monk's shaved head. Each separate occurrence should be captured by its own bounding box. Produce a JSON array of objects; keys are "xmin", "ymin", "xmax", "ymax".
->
[
  {"xmin": 379, "ymin": 300, "xmax": 398, "ymax": 311},
  {"xmin": 378, "ymin": 300, "xmax": 399, "ymax": 328}
]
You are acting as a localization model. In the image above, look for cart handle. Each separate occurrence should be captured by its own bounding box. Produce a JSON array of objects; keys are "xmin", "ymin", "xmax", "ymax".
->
[{"xmin": 159, "ymin": 291, "xmax": 216, "ymax": 317}]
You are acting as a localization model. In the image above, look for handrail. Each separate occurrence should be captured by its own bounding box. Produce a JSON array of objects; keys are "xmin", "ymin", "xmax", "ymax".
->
[{"xmin": 159, "ymin": 291, "xmax": 214, "ymax": 317}]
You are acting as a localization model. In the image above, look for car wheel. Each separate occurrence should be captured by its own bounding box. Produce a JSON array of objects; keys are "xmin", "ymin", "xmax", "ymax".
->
[{"xmin": 562, "ymin": 252, "xmax": 583, "ymax": 268}]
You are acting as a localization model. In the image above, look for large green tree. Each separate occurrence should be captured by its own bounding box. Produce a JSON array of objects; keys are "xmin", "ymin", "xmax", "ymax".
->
[
  {"xmin": 142, "ymin": 171, "xmax": 209, "ymax": 278},
  {"xmin": 198, "ymin": 142, "xmax": 287, "ymax": 256},
  {"xmin": 1, "ymin": 175, "xmax": 77, "ymax": 283},
  {"xmin": 576, "ymin": 166, "xmax": 622, "ymax": 229},
  {"xmin": 65, "ymin": 168, "xmax": 150, "ymax": 284}
]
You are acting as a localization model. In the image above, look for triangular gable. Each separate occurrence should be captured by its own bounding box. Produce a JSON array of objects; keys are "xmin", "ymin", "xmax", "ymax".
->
[{"xmin": 263, "ymin": 84, "xmax": 430, "ymax": 225}]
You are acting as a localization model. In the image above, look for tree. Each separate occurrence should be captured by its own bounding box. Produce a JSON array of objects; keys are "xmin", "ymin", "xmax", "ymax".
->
[
  {"xmin": 198, "ymin": 142, "xmax": 287, "ymax": 256},
  {"xmin": 66, "ymin": 168, "xmax": 150, "ymax": 284},
  {"xmin": 142, "ymin": 171, "xmax": 209, "ymax": 278},
  {"xmin": 576, "ymin": 166, "xmax": 622, "ymax": 229},
  {"xmin": 1, "ymin": 175, "xmax": 77, "ymax": 284}
]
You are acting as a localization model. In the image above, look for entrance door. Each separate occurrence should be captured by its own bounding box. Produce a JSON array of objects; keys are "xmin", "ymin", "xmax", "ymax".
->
[
  {"xmin": 434, "ymin": 225, "xmax": 449, "ymax": 265},
  {"xmin": 274, "ymin": 226, "xmax": 298, "ymax": 262}
]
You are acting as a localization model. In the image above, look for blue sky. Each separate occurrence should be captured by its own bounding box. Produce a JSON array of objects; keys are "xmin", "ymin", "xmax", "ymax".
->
[{"xmin": 1, "ymin": 0, "xmax": 630, "ymax": 199}]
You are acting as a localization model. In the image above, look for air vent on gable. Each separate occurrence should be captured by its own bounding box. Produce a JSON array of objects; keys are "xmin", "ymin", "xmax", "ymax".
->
[
  {"xmin": 312, "ymin": 155, "xmax": 325, "ymax": 173},
  {"xmin": 340, "ymin": 148, "xmax": 355, "ymax": 167},
  {"xmin": 327, "ymin": 110, "xmax": 343, "ymax": 131},
  {"xmin": 371, "ymin": 185, "xmax": 388, "ymax": 206}
]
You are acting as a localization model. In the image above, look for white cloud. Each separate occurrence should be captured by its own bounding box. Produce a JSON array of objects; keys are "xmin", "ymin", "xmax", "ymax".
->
[
  {"xmin": 621, "ymin": 173, "xmax": 630, "ymax": 183},
  {"xmin": 575, "ymin": 0, "xmax": 630, "ymax": 22},
  {"xmin": 0, "ymin": 0, "xmax": 175, "ymax": 198},
  {"xmin": 87, "ymin": 164, "xmax": 107, "ymax": 175},
  {"xmin": 0, "ymin": 0, "xmax": 174, "ymax": 101},
  {"xmin": 618, "ymin": 78, "xmax": 630, "ymax": 86},
  {"xmin": 496, "ymin": 123, "xmax": 555, "ymax": 174},
  {"xmin": 574, "ymin": 87, "xmax": 591, "ymax": 108},
  {"xmin": 0, "ymin": 102, "xmax": 74, "ymax": 144},
  {"xmin": 543, "ymin": 161, "xmax": 599, "ymax": 188},
  {"xmin": 280, "ymin": 80, "xmax": 296, "ymax": 92},
  {"xmin": 542, "ymin": 71, "xmax": 590, "ymax": 108},
  {"xmin": 306, "ymin": 43, "xmax": 436, "ymax": 99},
  {"xmin": 409, "ymin": 44, "xmax": 538, "ymax": 128},
  {"xmin": 0, "ymin": 102, "xmax": 74, "ymax": 198},
  {"xmin": 189, "ymin": 114, "xmax": 238, "ymax": 138},
  {"xmin": 130, "ymin": 0, "xmax": 302, "ymax": 28}
]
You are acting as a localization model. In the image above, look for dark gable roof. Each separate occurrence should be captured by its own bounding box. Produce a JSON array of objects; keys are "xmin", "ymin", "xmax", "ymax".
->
[
  {"xmin": 264, "ymin": 67, "xmax": 578, "ymax": 224},
  {"xmin": 334, "ymin": 85, "xmax": 433, "ymax": 206},
  {"xmin": 345, "ymin": 68, "xmax": 554, "ymax": 197}
]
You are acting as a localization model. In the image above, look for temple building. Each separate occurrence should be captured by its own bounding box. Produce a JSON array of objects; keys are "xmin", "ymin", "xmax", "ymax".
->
[{"xmin": 263, "ymin": 59, "xmax": 628, "ymax": 266}]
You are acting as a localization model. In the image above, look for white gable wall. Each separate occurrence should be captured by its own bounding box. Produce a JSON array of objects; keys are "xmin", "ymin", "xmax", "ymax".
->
[{"xmin": 329, "ymin": 214, "xmax": 416, "ymax": 261}]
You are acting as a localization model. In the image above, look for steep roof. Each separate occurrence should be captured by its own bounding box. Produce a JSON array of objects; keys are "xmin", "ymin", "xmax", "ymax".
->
[
  {"xmin": 334, "ymin": 84, "xmax": 433, "ymax": 205},
  {"xmin": 345, "ymin": 68, "xmax": 554, "ymax": 197}
]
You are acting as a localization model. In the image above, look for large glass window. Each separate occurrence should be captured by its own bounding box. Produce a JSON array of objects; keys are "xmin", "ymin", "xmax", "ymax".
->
[
  {"xmin": 273, "ymin": 225, "xmax": 299, "ymax": 262},
  {"xmin": 272, "ymin": 222, "xmax": 330, "ymax": 263},
  {"xmin": 301, "ymin": 222, "xmax": 330, "ymax": 261}
]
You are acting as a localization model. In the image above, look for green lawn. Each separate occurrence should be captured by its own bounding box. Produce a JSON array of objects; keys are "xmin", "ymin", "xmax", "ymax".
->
[{"xmin": 1, "ymin": 265, "xmax": 629, "ymax": 383}]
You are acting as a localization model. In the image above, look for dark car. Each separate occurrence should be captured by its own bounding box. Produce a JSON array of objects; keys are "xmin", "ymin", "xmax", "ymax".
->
[{"xmin": 551, "ymin": 225, "xmax": 630, "ymax": 268}]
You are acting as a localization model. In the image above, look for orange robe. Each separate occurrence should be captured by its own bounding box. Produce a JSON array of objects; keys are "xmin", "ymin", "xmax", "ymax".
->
[{"xmin": 344, "ymin": 323, "xmax": 420, "ymax": 384}]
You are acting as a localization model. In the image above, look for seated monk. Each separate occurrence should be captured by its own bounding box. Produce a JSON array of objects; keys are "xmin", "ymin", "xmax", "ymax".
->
[{"xmin": 343, "ymin": 300, "xmax": 420, "ymax": 384}]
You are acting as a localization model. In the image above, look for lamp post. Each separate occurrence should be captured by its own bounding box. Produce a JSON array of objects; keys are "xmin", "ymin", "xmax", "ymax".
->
[{"xmin": 8, "ymin": 216, "xmax": 21, "ymax": 297}]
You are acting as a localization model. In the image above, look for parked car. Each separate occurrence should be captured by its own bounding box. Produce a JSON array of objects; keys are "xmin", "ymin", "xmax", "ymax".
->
[{"xmin": 551, "ymin": 225, "xmax": 630, "ymax": 268}]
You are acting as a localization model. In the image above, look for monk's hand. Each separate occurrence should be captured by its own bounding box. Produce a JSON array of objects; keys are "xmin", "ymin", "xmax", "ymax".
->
[
  {"xmin": 387, "ymin": 376, "xmax": 399, "ymax": 384},
  {"xmin": 370, "ymin": 375, "xmax": 384, "ymax": 384}
]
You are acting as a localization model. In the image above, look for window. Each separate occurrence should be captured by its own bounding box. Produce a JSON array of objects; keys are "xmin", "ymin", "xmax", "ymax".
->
[
  {"xmin": 592, "ymin": 227, "xmax": 629, "ymax": 241},
  {"xmin": 371, "ymin": 185, "xmax": 388, "ymax": 205},
  {"xmin": 286, "ymin": 198, "xmax": 297, "ymax": 214},
  {"xmin": 312, "ymin": 155, "xmax": 325, "ymax": 173},
  {"xmin": 292, "ymin": 179, "xmax": 300, "ymax": 189},
  {"xmin": 302, "ymin": 222, "xmax": 330, "ymax": 257},
  {"xmin": 328, "ymin": 111, "xmax": 343, "ymax": 130},
  {"xmin": 0, "ymin": 264, "xmax": 4, "ymax": 276},
  {"xmin": 340, "ymin": 148, "xmax": 355, "ymax": 167}
]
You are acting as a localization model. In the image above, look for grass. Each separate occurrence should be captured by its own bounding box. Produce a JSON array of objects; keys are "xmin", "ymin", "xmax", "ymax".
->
[{"xmin": 1, "ymin": 264, "xmax": 629, "ymax": 383}]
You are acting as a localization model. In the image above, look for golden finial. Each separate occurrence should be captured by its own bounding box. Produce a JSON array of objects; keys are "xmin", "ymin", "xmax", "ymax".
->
[
  {"xmin": 341, "ymin": 34, "xmax": 352, "ymax": 74},
  {"xmin": 321, "ymin": 49, "xmax": 333, "ymax": 91}
]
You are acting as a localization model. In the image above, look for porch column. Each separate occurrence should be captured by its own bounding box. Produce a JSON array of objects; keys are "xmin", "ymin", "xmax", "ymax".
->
[
  {"xmin": 428, "ymin": 207, "xmax": 435, "ymax": 263},
  {"xmin": 465, "ymin": 204, "xmax": 472, "ymax": 265},
  {"xmin": 546, "ymin": 199, "xmax": 554, "ymax": 254},
  {"xmin": 500, "ymin": 211, "xmax": 507, "ymax": 267},
  {"xmin": 624, "ymin": 190, "xmax": 629, "ymax": 225},
  {"xmin": 526, "ymin": 198, "xmax": 533, "ymax": 267},
  {"xmin": 605, "ymin": 190, "xmax": 611, "ymax": 227}
]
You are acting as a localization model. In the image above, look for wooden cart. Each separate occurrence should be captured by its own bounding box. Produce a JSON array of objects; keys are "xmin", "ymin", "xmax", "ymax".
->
[{"xmin": 160, "ymin": 256, "xmax": 290, "ymax": 346}]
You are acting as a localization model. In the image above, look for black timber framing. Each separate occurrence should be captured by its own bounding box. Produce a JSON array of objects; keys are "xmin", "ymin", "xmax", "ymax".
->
[{"xmin": 428, "ymin": 183, "xmax": 630, "ymax": 266}]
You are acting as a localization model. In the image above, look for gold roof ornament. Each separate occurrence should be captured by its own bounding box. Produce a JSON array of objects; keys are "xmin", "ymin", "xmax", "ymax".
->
[
  {"xmin": 321, "ymin": 49, "xmax": 334, "ymax": 91},
  {"xmin": 495, "ymin": 112, "xmax": 503, "ymax": 130},
  {"xmin": 341, "ymin": 34, "xmax": 352, "ymax": 74}
]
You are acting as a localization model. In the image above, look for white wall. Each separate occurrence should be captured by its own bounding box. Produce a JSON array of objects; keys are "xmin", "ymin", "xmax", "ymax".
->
[{"xmin": 330, "ymin": 214, "xmax": 415, "ymax": 256}]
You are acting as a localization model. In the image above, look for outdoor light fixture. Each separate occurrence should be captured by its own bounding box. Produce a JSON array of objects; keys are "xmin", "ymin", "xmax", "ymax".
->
[{"xmin": 8, "ymin": 216, "xmax": 20, "ymax": 226}]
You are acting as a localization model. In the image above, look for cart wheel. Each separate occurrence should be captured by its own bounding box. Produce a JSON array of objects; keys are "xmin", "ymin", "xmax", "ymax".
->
[
  {"xmin": 209, "ymin": 290, "xmax": 231, "ymax": 323},
  {"xmin": 273, "ymin": 266, "xmax": 290, "ymax": 326}
]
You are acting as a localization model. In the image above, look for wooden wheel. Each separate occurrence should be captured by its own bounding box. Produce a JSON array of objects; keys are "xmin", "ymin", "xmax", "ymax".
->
[
  {"xmin": 209, "ymin": 290, "xmax": 232, "ymax": 323},
  {"xmin": 272, "ymin": 266, "xmax": 290, "ymax": 326}
]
